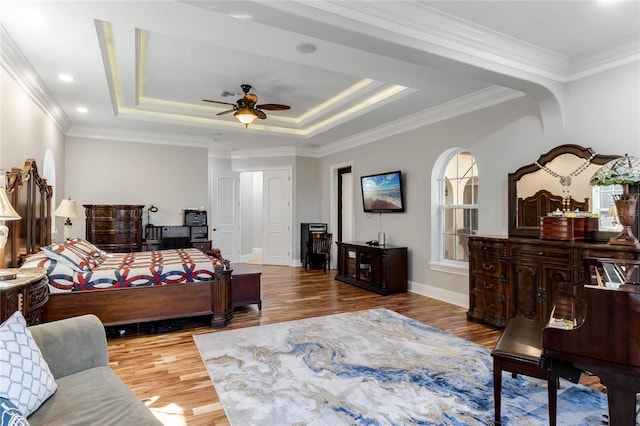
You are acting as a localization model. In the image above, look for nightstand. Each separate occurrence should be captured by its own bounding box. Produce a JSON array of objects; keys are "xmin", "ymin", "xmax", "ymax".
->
[{"xmin": 0, "ymin": 267, "xmax": 49, "ymax": 325}]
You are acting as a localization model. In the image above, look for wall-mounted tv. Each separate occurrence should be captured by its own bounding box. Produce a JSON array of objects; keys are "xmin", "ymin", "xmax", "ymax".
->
[{"xmin": 361, "ymin": 170, "xmax": 405, "ymax": 213}]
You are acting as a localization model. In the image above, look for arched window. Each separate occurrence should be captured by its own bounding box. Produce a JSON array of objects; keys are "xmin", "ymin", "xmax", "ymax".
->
[{"xmin": 437, "ymin": 150, "xmax": 478, "ymax": 263}]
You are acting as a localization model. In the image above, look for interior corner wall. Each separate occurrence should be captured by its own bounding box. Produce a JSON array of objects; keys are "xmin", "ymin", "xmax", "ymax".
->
[
  {"xmin": 64, "ymin": 137, "xmax": 208, "ymax": 238},
  {"xmin": 1, "ymin": 67, "xmax": 66, "ymax": 231}
]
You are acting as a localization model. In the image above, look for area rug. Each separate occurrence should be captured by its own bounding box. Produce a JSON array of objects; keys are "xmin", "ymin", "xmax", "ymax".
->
[{"xmin": 194, "ymin": 308, "xmax": 610, "ymax": 425}]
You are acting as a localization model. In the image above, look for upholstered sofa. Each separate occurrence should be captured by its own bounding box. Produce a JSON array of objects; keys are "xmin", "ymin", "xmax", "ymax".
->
[{"xmin": 25, "ymin": 314, "xmax": 161, "ymax": 425}]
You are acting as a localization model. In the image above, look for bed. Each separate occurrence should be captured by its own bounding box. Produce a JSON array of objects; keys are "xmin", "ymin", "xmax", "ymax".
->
[{"xmin": 6, "ymin": 159, "xmax": 232, "ymax": 328}]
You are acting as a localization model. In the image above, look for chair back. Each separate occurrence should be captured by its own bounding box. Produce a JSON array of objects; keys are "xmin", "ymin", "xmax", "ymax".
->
[
  {"xmin": 312, "ymin": 233, "xmax": 332, "ymax": 254},
  {"xmin": 145, "ymin": 225, "xmax": 162, "ymax": 251}
]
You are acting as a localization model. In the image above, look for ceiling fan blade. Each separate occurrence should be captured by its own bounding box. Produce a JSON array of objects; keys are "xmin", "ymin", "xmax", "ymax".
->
[
  {"xmin": 254, "ymin": 109, "xmax": 267, "ymax": 119},
  {"xmin": 216, "ymin": 109, "xmax": 235, "ymax": 116},
  {"xmin": 202, "ymin": 99, "xmax": 236, "ymax": 106},
  {"xmin": 257, "ymin": 103, "xmax": 290, "ymax": 111}
]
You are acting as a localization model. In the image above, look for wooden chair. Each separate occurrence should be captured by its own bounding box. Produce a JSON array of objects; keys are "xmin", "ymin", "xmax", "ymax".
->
[
  {"xmin": 491, "ymin": 317, "xmax": 558, "ymax": 426},
  {"xmin": 144, "ymin": 225, "xmax": 162, "ymax": 251},
  {"xmin": 305, "ymin": 233, "xmax": 332, "ymax": 272}
]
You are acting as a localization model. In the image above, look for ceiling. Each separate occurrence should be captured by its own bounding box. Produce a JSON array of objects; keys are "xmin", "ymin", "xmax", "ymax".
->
[{"xmin": 1, "ymin": 1, "xmax": 638, "ymax": 156}]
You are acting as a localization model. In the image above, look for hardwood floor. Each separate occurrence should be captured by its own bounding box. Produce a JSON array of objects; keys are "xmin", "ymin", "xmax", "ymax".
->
[{"xmin": 104, "ymin": 265, "xmax": 582, "ymax": 425}]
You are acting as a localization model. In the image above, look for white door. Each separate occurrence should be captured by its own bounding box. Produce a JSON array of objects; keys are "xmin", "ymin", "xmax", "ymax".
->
[
  {"xmin": 211, "ymin": 171, "xmax": 241, "ymax": 262},
  {"xmin": 262, "ymin": 169, "xmax": 291, "ymax": 265}
]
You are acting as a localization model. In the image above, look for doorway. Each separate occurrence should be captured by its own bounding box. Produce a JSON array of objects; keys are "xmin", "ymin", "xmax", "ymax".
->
[
  {"xmin": 211, "ymin": 168, "xmax": 292, "ymax": 266},
  {"xmin": 330, "ymin": 162, "xmax": 354, "ymax": 267}
]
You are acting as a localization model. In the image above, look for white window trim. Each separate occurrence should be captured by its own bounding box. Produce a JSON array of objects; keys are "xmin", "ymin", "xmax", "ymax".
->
[{"xmin": 430, "ymin": 148, "xmax": 478, "ymax": 265}]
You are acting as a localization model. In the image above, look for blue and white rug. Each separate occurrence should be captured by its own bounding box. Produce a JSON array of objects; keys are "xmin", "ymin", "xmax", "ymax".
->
[{"xmin": 194, "ymin": 308, "xmax": 610, "ymax": 425}]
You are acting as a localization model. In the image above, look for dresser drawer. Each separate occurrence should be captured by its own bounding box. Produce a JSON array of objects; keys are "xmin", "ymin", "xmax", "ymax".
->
[
  {"xmin": 470, "ymin": 275, "xmax": 505, "ymax": 295},
  {"xmin": 469, "ymin": 293, "xmax": 507, "ymax": 325},
  {"xmin": 511, "ymin": 244, "xmax": 570, "ymax": 261},
  {"xmin": 470, "ymin": 239, "xmax": 507, "ymax": 257},
  {"xmin": 471, "ymin": 258, "xmax": 506, "ymax": 278}
]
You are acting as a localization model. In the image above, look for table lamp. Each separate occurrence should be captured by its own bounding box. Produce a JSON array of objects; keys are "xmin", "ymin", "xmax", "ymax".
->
[
  {"xmin": 55, "ymin": 198, "xmax": 78, "ymax": 241},
  {"xmin": 0, "ymin": 172, "xmax": 21, "ymax": 279},
  {"xmin": 590, "ymin": 154, "xmax": 640, "ymax": 247}
]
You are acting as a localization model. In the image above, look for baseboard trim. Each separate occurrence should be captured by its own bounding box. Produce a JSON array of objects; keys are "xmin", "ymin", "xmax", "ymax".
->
[{"xmin": 408, "ymin": 280, "xmax": 468, "ymax": 308}]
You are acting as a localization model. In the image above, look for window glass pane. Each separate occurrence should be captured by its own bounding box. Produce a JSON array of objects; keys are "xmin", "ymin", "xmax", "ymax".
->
[
  {"xmin": 439, "ymin": 150, "xmax": 478, "ymax": 263},
  {"xmin": 593, "ymin": 184, "xmax": 623, "ymax": 230}
]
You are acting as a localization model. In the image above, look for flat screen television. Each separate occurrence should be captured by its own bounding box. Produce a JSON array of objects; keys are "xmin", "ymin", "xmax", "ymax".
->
[{"xmin": 361, "ymin": 170, "xmax": 405, "ymax": 213}]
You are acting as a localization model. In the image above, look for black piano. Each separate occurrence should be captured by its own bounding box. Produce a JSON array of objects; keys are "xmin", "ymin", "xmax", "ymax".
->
[{"xmin": 541, "ymin": 258, "xmax": 640, "ymax": 425}]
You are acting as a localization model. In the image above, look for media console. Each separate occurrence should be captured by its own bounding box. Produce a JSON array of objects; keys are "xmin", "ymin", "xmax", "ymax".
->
[{"xmin": 335, "ymin": 241, "xmax": 407, "ymax": 295}]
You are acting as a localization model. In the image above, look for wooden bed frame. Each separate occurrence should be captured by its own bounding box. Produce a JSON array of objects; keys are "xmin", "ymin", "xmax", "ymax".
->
[{"xmin": 6, "ymin": 159, "xmax": 232, "ymax": 328}]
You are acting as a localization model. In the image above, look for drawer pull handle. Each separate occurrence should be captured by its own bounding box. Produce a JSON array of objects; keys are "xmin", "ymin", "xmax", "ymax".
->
[
  {"xmin": 482, "ymin": 263, "xmax": 494, "ymax": 271},
  {"xmin": 484, "ymin": 282, "xmax": 494, "ymax": 289},
  {"xmin": 483, "ymin": 301, "xmax": 495, "ymax": 309}
]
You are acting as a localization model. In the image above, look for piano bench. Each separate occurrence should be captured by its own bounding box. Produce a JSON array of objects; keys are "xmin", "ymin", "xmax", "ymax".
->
[{"xmin": 491, "ymin": 317, "xmax": 559, "ymax": 426}]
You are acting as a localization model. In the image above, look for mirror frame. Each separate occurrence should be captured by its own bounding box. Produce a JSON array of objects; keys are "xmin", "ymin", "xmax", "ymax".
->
[{"xmin": 508, "ymin": 144, "xmax": 620, "ymax": 238}]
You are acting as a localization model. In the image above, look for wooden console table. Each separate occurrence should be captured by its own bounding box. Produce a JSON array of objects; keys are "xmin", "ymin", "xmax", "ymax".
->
[
  {"xmin": 335, "ymin": 242, "xmax": 407, "ymax": 295},
  {"xmin": 0, "ymin": 267, "xmax": 48, "ymax": 325}
]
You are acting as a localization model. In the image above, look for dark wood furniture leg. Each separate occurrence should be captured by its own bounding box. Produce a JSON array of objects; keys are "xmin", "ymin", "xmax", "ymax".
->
[{"xmin": 491, "ymin": 317, "xmax": 557, "ymax": 426}]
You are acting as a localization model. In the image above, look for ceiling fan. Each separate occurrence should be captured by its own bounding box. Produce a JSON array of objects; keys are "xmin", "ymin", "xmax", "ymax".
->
[{"xmin": 202, "ymin": 84, "xmax": 291, "ymax": 128}]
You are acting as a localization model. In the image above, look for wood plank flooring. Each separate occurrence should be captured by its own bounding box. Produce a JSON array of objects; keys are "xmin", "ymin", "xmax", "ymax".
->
[{"xmin": 105, "ymin": 265, "xmax": 595, "ymax": 425}]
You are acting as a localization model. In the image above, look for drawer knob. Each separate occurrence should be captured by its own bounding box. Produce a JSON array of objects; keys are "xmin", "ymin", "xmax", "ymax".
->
[
  {"xmin": 484, "ymin": 282, "xmax": 494, "ymax": 289},
  {"xmin": 538, "ymin": 251, "xmax": 544, "ymax": 255},
  {"xmin": 483, "ymin": 301, "xmax": 495, "ymax": 309},
  {"xmin": 482, "ymin": 263, "xmax": 494, "ymax": 271}
]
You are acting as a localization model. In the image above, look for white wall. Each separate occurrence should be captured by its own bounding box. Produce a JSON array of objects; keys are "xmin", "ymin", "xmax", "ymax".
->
[{"xmin": 64, "ymin": 137, "xmax": 209, "ymax": 239}]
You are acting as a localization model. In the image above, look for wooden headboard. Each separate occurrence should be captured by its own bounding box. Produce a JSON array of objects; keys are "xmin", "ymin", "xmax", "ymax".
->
[
  {"xmin": 517, "ymin": 189, "xmax": 589, "ymax": 227},
  {"xmin": 3, "ymin": 159, "xmax": 53, "ymax": 267}
]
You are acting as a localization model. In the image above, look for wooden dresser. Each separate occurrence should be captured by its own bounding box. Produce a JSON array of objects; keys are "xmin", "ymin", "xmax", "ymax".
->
[
  {"xmin": 84, "ymin": 204, "xmax": 144, "ymax": 252},
  {"xmin": 468, "ymin": 235, "xmax": 640, "ymax": 327},
  {"xmin": 0, "ymin": 267, "xmax": 48, "ymax": 325}
]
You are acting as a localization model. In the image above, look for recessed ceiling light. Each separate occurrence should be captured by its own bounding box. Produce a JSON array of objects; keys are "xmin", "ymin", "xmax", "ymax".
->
[
  {"xmin": 58, "ymin": 74, "xmax": 74, "ymax": 82},
  {"xmin": 76, "ymin": 106, "xmax": 88, "ymax": 113},
  {"xmin": 296, "ymin": 43, "xmax": 317, "ymax": 54}
]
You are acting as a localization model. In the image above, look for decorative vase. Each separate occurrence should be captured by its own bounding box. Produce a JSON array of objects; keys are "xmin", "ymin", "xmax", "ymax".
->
[{"xmin": 609, "ymin": 194, "xmax": 640, "ymax": 248}]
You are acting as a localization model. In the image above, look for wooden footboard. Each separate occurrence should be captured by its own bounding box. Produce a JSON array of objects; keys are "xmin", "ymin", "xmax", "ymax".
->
[{"xmin": 43, "ymin": 268, "xmax": 232, "ymax": 328}]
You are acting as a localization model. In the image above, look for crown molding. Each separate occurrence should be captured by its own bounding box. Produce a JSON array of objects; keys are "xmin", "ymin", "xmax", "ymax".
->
[
  {"xmin": 66, "ymin": 125, "xmax": 212, "ymax": 148},
  {"xmin": 568, "ymin": 35, "xmax": 640, "ymax": 81},
  {"xmin": 316, "ymin": 85, "xmax": 525, "ymax": 158},
  {"xmin": 0, "ymin": 24, "xmax": 71, "ymax": 133},
  {"xmin": 282, "ymin": 1, "xmax": 638, "ymax": 84}
]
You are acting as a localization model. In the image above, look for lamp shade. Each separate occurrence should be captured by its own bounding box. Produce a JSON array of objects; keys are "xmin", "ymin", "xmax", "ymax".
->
[
  {"xmin": 0, "ymin": 187, "xmax": 20, "ymax": 221},
  {"xmin": 589, "ymin": 154, "xmax": 640, "ymax": 186},
  {"xmin": 234, "ymin": 107, "xmax": 258, "ymax": 127},
  {"xmin": 55, "ymin": 198, "xmax": 78, "ymax": 218}
]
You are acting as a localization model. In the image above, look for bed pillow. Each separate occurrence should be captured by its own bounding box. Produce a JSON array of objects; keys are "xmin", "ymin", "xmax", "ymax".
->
[
  {"xmin": 42, "ymin": 243, "xmax": 93, "ymax": 272},
  {"xmin": 0, "ymin": 311, "xmax": 57, "ymax": 417},
  {"xmin": 65, "ymin": 238, "xmax": 107, "ymax": 259}
]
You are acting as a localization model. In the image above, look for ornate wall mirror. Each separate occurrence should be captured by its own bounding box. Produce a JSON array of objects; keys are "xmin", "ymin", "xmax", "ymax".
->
[{"xmin": 508, "ymin": 144, "xmax": 620, "ymax": 238}]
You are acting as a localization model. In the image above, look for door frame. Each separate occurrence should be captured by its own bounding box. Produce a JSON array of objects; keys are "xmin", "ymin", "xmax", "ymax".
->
[
  {"xmin": 234, "ymin": 165, "xmax": 293, "ymax": 266},
  {"xmin": 330, "ymin": 160, "xmax": 354, "ymax": 268}
]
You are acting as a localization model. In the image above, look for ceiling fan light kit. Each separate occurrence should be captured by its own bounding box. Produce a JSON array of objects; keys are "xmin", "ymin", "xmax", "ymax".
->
[
  {"xmin": 203, "ymin": 84, "xmax": 290, "ymax": 128},
  {"xmin": 235, "ymin": 107, "xmax": 258, "ymax": 128}
]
